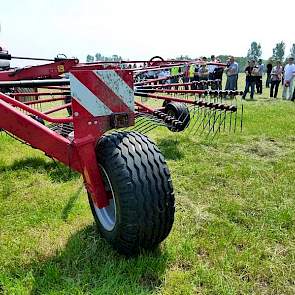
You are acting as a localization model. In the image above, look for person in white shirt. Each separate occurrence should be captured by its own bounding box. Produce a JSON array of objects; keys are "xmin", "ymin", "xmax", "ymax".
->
[
  {"xmin": 208, "ymin": 55, "xmax": 217, "ymax": 80},
  {"xmin": 282, "ymin": 57, "xmax": 295, "ymax": 100},
  {"xmin": 270, "ymin": 61, "xmax": 283, "ymax": 98}
]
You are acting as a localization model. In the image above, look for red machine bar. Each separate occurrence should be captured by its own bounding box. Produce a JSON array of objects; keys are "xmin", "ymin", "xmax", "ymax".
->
[
  {"xmin": 9, "ymin": 91, "xmax": 70, "ymax": 97},
  {"xmin": 139, "ymin": 89, "xmax": 207, "ymax": 94},
  {"xmin": 0, "ymin": 92, "xmax": 72, "ymax": 123},
  {"xmin": 0, "ymin": 98, "xmax": 81, "ymax": 171},
  {"xmin": 135, "ymin": 101, "xmax": 155, "ymax": 113},
  {"xmin": 135, "ymin": 91, "xmax": 196, "ymax": 104},
  {"xmin": 24, "ymin": 97, "xmax": 66, "ymax": 105},
  {"xmin": 134, "ymin": 73, "xmax": 184, "ymax": 86},
  {"xmin": 137, "ymin": 79, "xmax": 220, "ymax": 89},
  {"xmin": 43, "ymin": 103, "xmax": 71, "ymax": 115},
  {"xmin": 40, "ymin": 86, "xmax": 70, "ymax": 91}
]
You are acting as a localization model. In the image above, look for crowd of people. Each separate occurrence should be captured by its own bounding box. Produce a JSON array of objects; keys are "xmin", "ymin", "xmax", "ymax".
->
[
  {"xmin": 136, "ymin": 55, "xmax": 295, "ymax": 101},
  {"xmin": 242, "ymin": 56, "xmax": 295, "ymax": 100},
  {"xmin": 136, "ymin": 55, "xmax": 225, "ymax": 90}
]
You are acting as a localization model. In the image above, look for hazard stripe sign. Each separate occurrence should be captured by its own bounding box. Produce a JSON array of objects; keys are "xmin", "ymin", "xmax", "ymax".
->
[{"xmin": 69, "ymin": 70, "xmax": 134, "ymax": 117}]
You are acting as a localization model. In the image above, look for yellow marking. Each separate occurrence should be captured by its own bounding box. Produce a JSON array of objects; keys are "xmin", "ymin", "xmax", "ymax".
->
[{"xmin": 57, "ymin": 65, "xmax": 65, "ymax": 73}]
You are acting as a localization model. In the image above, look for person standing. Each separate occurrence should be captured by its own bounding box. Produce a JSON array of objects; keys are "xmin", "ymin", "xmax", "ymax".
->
[
  {"xmin": 198, "ymin": 63, "xmax": 209, "ymax": 90},
  {"xmin": 270, "ymin": 61, "xmax": 283, "ymax": 98},
  {"xmin": 242, "ymin": 60, "xmax": 257, "ymax": 99},
  {"xmin": 183, "ymin": 63, "xmax": 190, "ymax": 90},
  {"xmin": 208, "ymin": 55, "xmax": 217, "ymax": 80},
  {"xmin": 282, "ymin": 57, "xmax": 295, "ymax": 100},
  {"xmin": 213, "ymin": 58, "xmax": 224, "ymax": 90},
  {"xmin": 256, "ymin": 59, "xmax": 264, "ymax": 94},
  {"xmin": 266, "ymin": 60, "xmax": 273, "ymax": 88},
  {"xmin": 224, "ymin": 56, "xmax": 239, "ymax": 90},
  {"xmin": 189, "ymin": 64, "xmax": 196, "ymax": 90},
  {"xmin": 171, "ymin": 65, "xmax": 179, "ymax": 84}
]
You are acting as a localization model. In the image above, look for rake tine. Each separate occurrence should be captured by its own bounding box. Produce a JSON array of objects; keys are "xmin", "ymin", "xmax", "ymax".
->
[
  {"xmin": 206, "ymin": 110, "xmax": 223, "ymax": 136},
  {"xmin": 191, "ymin": 105, "xmax": 199, "ymax": 119},
  {"xmin": 131, "ymin": 117, "xmax": 152, "ymax": 131},
  {"xmin": 140, "ymin": 123, "xmax": 160, "ymax": 134},
  {"xmin": 240, "ymin": 104, "xmax": 244, "ymax": 132},
  {"xmin": 229, "ymin": 111, "xmax": 233, "ymax": 133},
  {"xmin": 136, "ymin": 121, "xmax": 157, "ymax": 133},
  {"xmin": 188, "ymin": 106, "xmax": 206, "ymax": 135},
  {"xmin": 187, "ymin": 106, "xmax": 204, "ymax": 135},
  {"xmin": 193, "ymin": 107, "xmax": 211, "ymax": 136},
  {"xmin": 212, "ymin": 109, "xmax": 217, "ymax": 133},
  {"xmin": 223, "ymin": 110, "xmax": 227, "ymax": 131},
  {"xmin": 234, "ymin": 108, "xmax": 237, "ymax": 133},
  {"xmin": 199, "ymin": 109, "xmax": 219, "ymax": 136},
  {"xmin": 211, "ymin": 111, "xmax": 227, "ymax": 141},
  {"xmin": 130, "ymin": 117, "xmax": 148, "ymax": 130}
]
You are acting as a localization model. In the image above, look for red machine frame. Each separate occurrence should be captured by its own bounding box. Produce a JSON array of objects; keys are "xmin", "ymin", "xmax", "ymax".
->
[{"xmin": 0, "ymin": 62, "xmax": 135, "ymax": 209}]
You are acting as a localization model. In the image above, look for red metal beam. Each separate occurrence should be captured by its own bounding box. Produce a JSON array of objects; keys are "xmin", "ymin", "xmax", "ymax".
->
[
  {"xmin": 0, "ymin": 98, "xmax": 81, "ymax": 172},
  {"xmin": 0, "ymin": 92, "xmax": 72, "ymax": 123},
  {"xmin": 10, "ymin": 91, "xmax": 70, "ymax": 97},
  {"xmin": 24, "ymin": 97, "xmax": 66, "ymax": 105},
  {"xmin": 43, "ymin": 103, "xmax": 71, "ymax": 115}
]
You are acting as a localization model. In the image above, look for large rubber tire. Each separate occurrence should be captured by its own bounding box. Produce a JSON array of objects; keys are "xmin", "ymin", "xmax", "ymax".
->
[
  {"xmin": 164, "ymin": 102, "xmax": 190, "ymax": 131},
  {"xmin": 88, "ymin": 131, "xmax": 175, "ymax": 256}
]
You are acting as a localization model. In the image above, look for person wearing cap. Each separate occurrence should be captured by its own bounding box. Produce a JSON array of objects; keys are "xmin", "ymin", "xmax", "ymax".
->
[{"xmin": 282, "ymin": 57, "xmax": 295, "ymax": 100}]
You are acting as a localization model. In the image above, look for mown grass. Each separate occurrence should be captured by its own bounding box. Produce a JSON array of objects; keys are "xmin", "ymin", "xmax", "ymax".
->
[{"xmin": 1, "ymin": 76, "xmax": 295, "ymax": 294}]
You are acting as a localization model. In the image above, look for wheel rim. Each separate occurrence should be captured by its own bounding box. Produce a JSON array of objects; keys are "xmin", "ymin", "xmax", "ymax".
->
[{"xmin": 93, "ymin": 165, "xmax": 117, "ymax": 232}]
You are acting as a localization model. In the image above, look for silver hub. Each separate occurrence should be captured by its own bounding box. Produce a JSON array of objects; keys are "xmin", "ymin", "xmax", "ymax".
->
[{"xmin": 93, "ymin": 165, "xmax": 117, "ymax": 232}]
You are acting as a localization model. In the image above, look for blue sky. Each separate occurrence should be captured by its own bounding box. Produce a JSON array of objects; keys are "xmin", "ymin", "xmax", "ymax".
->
[{"xmin": 1, "ymin": 0, "xmax": 294, "ymax": 67}]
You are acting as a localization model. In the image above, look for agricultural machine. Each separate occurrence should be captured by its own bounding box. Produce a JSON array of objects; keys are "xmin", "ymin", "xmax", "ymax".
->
[{"xmin": 0, "ymin": 52, "xmax": 243, "ymax": 255}]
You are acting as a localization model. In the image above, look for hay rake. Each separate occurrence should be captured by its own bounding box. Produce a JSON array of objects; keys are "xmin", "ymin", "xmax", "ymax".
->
[
  {"xmin": 129, "ymin": 59, "xmax": 244, "ymax": 139},
  {"xmin": 0, "ymin": 53, "xmax": 243, "ymax": 255}
]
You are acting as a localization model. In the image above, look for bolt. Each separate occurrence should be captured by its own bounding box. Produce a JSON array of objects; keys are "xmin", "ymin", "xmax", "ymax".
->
[{"xmin": 74, "ymin": 112, "xmax": 79, "ymax": 117}]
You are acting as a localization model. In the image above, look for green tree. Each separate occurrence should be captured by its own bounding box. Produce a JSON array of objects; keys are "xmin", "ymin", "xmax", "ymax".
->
[
  {"xmin": 290, "ymin": 43, "xmax": 295, "ymax": 59},
  {"xmin": 216, "ymin": 55, "xmax": 230, "ymax": 63},
  {"xmin": 86, "ymin": 54, "xmax": 94, "ymax": 63},
  {"xmin": 95, "ymin": 53, "xmax": 103, "ymax": 61},
  {"xmin": 175, "ymin": 55, "xmax": 192, "ymax": 60},
  {"xmin": 272, "ymin": 41, "xmax": 285, "ymax": 62},
  {"xmin": 247, "ymin": 41, "xmax": 262, "ymax": 61}
]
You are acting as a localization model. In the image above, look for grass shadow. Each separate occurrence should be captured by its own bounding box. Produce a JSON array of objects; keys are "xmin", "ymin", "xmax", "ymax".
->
[
  {"xmin": 157, "ymin": 138, "xmax": 183, "ymax": 160},
  {"xmin": 15, "ymin": 225, "xmax": 169, "ymax": 294},
  {"xmin": 61, "ymin": 184, "xmax": 84, "ymax": 221},
  {"xmin": 0, "ymin": 157, "xmax": 80, "ymax": 182}
]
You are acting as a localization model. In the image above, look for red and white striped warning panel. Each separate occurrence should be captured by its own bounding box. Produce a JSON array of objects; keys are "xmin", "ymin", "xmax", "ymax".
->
[{"xmin": 69, "ymin": 70, "xmax": 134, "ymax": 117}]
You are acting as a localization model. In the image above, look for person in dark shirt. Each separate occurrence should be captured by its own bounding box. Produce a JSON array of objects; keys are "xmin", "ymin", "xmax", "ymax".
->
[
  {"xmin": 266, "ymin": 61, "xmax": 273, "ymax": 88},
  {"xmin": 242, "ymin": 60, "xmax": 257, "ymax": 99},
  {"xmin": 211, "ymin": 58, "xmax": 223, "ymax": 90}
]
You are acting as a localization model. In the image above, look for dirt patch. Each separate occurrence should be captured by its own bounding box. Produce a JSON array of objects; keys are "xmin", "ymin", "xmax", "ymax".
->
[
  {"xmin": 139, "ymin": 272, "xmax": 162, "ymax": 289},
  {"xmin": 233, "ymin": 138, "xmax": 288, "ymax": 160}
]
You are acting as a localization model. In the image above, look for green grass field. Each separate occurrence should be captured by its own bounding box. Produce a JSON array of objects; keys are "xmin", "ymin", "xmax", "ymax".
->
[{"xmin": 1, "ymin": 76, "xmax": 295, "ymax": 294}]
